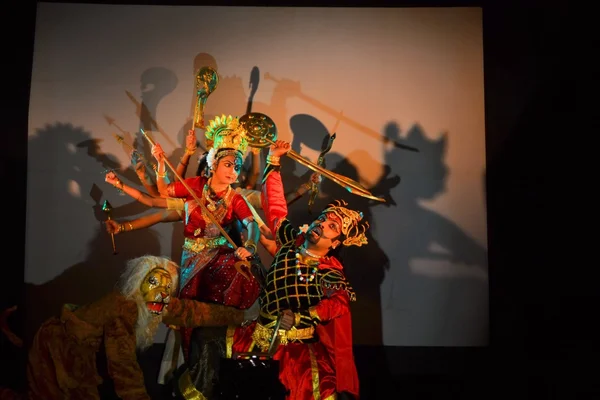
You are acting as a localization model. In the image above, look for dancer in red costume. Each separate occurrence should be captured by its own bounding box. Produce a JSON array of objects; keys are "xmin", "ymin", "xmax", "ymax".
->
[
  {"xmin": 148, "ymin": 115, "xmax": 262, "ymax": 358},
  {"xmin": 107, "ymin": 115, "xmax": 263, "ymax": 386}
]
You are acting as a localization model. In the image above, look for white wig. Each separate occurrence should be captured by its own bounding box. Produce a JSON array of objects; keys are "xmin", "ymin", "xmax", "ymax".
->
[{"xmin": 116, "ymin": 255, "xmax": 179, "ymax": 298}]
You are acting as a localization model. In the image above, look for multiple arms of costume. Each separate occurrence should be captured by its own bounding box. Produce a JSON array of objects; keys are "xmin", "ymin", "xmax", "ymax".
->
[
  {"xmin": 111, "ymin": 209, "xmax": 182, "ymax": 234},
  {"xmin": 130, "ymin": 151, "xmax": 161, "ymax": 198},
  {"xmin": 155, "ymin": 162, "xmax": 171, "ymax": 197},
  {"xmin": 153, "ymin": 130, "xmax": 198, "ymax": 195},
  {"xmin": 106, "ymin": 172, "xmax": 169, "ymax": 208},
  {"xmin": 179, "ymin": 129, "xmax": 198, "ymax": 176}
]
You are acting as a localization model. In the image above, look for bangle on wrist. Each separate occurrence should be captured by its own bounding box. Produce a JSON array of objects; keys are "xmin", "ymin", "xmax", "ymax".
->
[
  {"xmin": 185, "ymin": 147, "xmax": 196, "ymax": 156},
  {"xmin": 156, "ymin": 169, "xmax": 167, "ymax": 178},
  {"xmin": 266, "ymin": 155, "xmax": 280, "ymax": 166},
  {"xmin": 244, "ymin": 241, "xmax": 257, "ymax": 255},
  {"xmin": 127, "ymin": 222, "xmax": 134, "ymax": 231}
]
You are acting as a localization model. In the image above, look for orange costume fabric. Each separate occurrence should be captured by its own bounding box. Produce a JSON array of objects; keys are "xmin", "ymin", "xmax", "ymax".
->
[
  {"xmin": 226, "ymin": 165, "xmax": 360, "ymax": 399},
  {"xmin": 167, "ymin": 175, "xmax": 261, "ymax": 359},
  {"xmin": 18, "ymin": 292, "xmax": 242, "ymax": 400}
]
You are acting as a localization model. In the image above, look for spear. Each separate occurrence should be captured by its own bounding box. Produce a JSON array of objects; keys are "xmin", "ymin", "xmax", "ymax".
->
[{"xmin": 102, "ymin": 200, "xmax": 117, "ymax": 255}]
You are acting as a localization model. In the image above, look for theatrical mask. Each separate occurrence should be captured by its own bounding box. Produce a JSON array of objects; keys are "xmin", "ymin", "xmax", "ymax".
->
[{"xmin": 140, "ymin": 267, "xmax": 173, "ymax": 315}]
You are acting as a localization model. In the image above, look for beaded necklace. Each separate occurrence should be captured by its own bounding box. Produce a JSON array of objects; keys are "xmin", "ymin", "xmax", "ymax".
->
[
  {"xmin": 202, "ymin": 180, "xmax": 231, "ymax": 212},
  {"xmin": 293, "ymin": 246, "xmax": 322, "ymax": 282},
  {"xmin": 192, "ymin": 181, "xmax": 231, "ymax": 237}
]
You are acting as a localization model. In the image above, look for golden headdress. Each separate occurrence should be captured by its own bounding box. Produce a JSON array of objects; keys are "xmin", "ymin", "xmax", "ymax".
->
[
  {"xmin": 204, "ymin": 114, "xmax": 249, "ymax": 169},
  {"xmin": 320, "ymin": 199, "xmax": 369, "ymax": 247}
]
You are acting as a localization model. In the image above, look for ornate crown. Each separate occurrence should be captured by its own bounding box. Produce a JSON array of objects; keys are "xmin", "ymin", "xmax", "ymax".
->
[
  {"xmin": 204, "ymin": 114, "xmax": 249, "ymax": 168},
  {"xmin": 320, "ymin": 199, "xmax": 369, "ymax": 247}
]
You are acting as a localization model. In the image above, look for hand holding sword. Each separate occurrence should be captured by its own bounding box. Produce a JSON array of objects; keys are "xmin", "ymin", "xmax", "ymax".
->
[{"xmin": 143, "ymin": 129, "xmax": 258, "ymax": 281}]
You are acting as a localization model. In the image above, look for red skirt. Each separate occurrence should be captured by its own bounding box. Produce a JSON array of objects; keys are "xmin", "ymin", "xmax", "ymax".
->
[{"xmin": 179, "ymin": 249, "xmax": 261, "ymax": 361}]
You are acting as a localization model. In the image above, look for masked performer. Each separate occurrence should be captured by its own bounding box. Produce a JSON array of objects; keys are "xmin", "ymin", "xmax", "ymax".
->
[{"xmin": 0, "ymin": 255, "xmax": 250, "ymax": 400}]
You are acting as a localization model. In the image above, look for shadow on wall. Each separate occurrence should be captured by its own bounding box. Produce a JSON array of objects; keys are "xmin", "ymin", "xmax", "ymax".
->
[
  {"xmin": 24, "ymin": 122, "xmax": 163, "ymax": 344},
  {"xmin": 376, "ymin": 121, "xmax": 488, "ymax": 347},
  {"xmin": 23, "ymin": 53, "xmax": 268, "ymax": 344},
  {"xmin": 271, "ymin": 106, "xmax": 488, "ymax": 348},
  {"xmin": 281, "ymin": 113, "xmax": 393, "ymax": 347},
  {"xmin": 23, "ymin": 55, "xmax": 489, "ymax": 353}
]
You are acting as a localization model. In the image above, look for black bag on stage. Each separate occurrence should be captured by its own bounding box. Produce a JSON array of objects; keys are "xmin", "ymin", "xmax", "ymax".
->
[
  {"xmin": 213, "ymin": 352, "xmax": 288, "ymax": 400},
  {"xmin": 214, "ymin": 315, "xmax": 288, "ymax": 400}
]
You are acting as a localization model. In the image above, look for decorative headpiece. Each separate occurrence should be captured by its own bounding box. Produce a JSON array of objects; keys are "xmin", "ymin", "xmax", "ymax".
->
[
  {"xmin": 320, "ymin": 199, "xmax": 369, "ymax": 247},
  {"xmin": 205, "ymin": 114, "xmax": 248, "ymax": 169}
]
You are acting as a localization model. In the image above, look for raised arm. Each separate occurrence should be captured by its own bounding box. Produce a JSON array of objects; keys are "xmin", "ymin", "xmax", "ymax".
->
[
  {"xmin": 175, "ymin": 129, "xmax": 197, "ymax": 178},
  {"xmin": 130, "ymin": 150, "xmax": 161, "ymax": 198},
  {"xmin": 261, "ymin": 140, "xmax": 291, "ymax": 234},
  {"xmin": 151, "ymin": 143, "xmax": 172, "ymax": 197}
]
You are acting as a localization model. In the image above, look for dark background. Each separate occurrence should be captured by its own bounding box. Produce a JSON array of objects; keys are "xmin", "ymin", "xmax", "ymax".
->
[{"xmin": 3, "ymin": 0, "xmax": 591, "ymax": 399}]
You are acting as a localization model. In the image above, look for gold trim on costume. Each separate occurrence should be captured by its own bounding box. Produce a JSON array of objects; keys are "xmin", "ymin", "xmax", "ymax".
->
[
  {"xmin": 251, "ymin": 322, "xmax": 315, "ymax": 352},
  {"xmin": 178, "ymin": 369, "xmax": 207, "ymax": 400},
  {"xmin": 309, "ymin": 344, "xmax": 321, "ymax": 400},
  {"xmin": 308, "ymin": 306, "xmax": 321, "ymax": 322},
  {"xmin": 226, "ymin": 325, "xmax": 236, "ymax": 359},
  {"xmin": 205, "ymin": 114, "xmax": 249, "ymax": 154},
  {"xmin": 183, "ymin": 236, "xmax": 230, "ymax": 253},
  {"xmin": 320, "ymin": 199, "xmax": 369, "ymax": 247},
  {"xmin": 294, "ymin": 312, "xmax": 302, "ymax": 327},
  {"xmin": 166, "ymin": 197, "xmax": 185, "ymax": 211}
]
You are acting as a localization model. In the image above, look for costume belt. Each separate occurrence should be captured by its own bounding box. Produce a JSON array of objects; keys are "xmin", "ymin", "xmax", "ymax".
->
[
  {"xmin": 183, "ymin": 236, "xmax": 230, "ymax": 253},
  {"xmin": 252, "ymin": 320, "xmax": 315, "ymax": 352}
]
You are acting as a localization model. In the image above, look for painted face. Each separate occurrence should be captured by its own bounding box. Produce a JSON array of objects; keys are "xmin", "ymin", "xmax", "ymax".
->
[
  {"xmin": 213, "ymin": 154, "xmax": 242, "ymax": 185},
  {"xmin": 139, "ymin": 267, "xmax": 173, "ymax": 315},
  {"xmin": 305, "ymin": 212, "xmax": 342, "ymax": 250}
]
